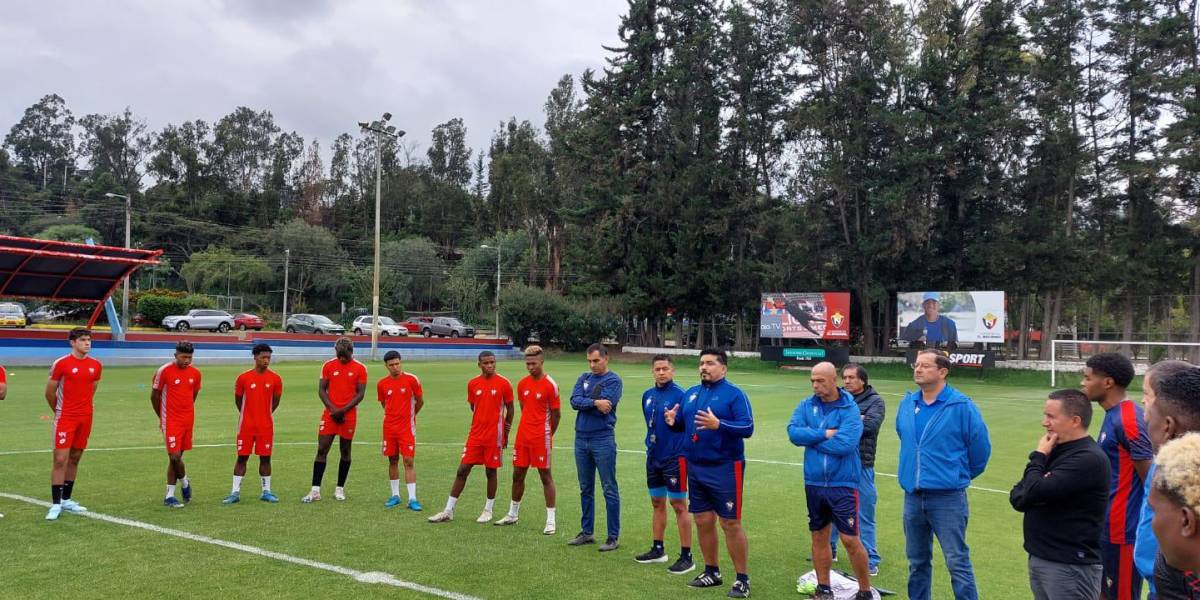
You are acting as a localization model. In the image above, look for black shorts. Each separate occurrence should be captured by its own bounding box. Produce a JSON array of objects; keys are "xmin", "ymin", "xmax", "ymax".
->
[
  {"xmin": 805, "ymin": 485, "xmax": 859, "ymax": 535},
  {"xmin": 646, "ymin": 455, "xmax": 687, "ymax": 499}
]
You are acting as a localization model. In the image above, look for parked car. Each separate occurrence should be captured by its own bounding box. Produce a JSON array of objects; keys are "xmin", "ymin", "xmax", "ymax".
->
[
  {"xmin": 421, "ymin": 317, "xmax": 474, "ymax": 338},
  {"xmin": 0, "ymin": 303, "xmax": 26, "ymax": 328},
  {"xmin": 403, "ymin": 316, "xmax": 434, "ymax": 334},
  {"xmin": 162, "ymin": 309, "xmax": 235, "ymax": 333},
  {"xmin": 285, "ymin": 314, "xmax": 346, "ymax": 335},
  {"xmin": 27, "ymin": 304, "xmax": 89, "ymax": 324},
  {"xmin": 352, "ymin": 315, "xmax": 406, "ymax": 337},
  {"xmin": 233, "ymin": 313, "xmax": 265, "ymax": 331}
]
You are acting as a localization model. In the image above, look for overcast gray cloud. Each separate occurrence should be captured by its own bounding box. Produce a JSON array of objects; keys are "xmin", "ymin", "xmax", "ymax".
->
[{"xmin": 0, "ymin": 0, "xmax": 625, "ymax": 160}]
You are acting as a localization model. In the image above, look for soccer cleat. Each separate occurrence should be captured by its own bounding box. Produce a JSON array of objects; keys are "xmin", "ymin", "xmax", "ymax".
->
[
  {"xmin": 667, "ymin": 556, "xmax": 695, "ymax": 575},
  {"xmin": 181, "ymin": 483, "xmax": 192, "ymax": 503},
  {"xmin": 164, "ymin": 497, "xmax": 185, "ymax": 509},
  {"xmin": 334, "ymin": 487, "xmax": 346, "ymax": 501},
  {"xmin": 688, "ymin": 571, "xmax": 723, "ymax": 588},
  {"xmin": 222, "ymin": 492, "xmax": 240, "ymax": 504},
  {"xmin": 811, "ymin": 587, "xmax": 835, "ymax": 600},
  {"xmin": 301, "ymin": 490, "xmax": 321, "ymax": 503},
  {"xmin": 45, "ymin": 504, "xmax": 62, "ymax": 520},
  {"xmin": 727, "ymin": 580, "xmax": 750, "ymax": 598},
  {"xmin": 543, "ymin": 521, "xmax": 556, "ymax": 535},
  {"xmin": 61, "ymin": 499, "xmax": 88, "ymax": 513},
  {"xmin": 476, "ymin": 509, "xmax": 493, "ymax": 523},
  {"xmin": 599, "ymin": 537, "xmax": 620, "ymax": 552},
  {"xmin": 427, "ymin": 510, "xmax": 453, "ymax": 523},
  {"xmin": 868, "ymin": 565, "xmax": 879, "ymax": 577},
  {"xmin": 854, "ymin": 592, "xmax": 874, "ymax": 600},
  {"xmin": 407, "ymin": 499, "xmax": 423, "ymax": 512},
  {"xmin": 260, "ymin": 491, "xmax": 279, "ymax": 503},
  {"xmin": 384, "ymin": 495, "xmax": 402, "ymax": 509},
  {"xmin": 566, "ymin": 532, "xmax": 595, "ymax": 546},
  {"xmin": 635, "ymin": 546, "xmax": 668, "ymax": 563},
  {"xmin": 494, "ymin": 514, "xmax": 519, "ymax": 526}
]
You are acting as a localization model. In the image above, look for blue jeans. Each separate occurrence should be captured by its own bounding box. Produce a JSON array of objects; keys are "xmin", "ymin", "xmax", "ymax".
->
[
  {"xmin": 830, "ymin": 467, "xmax": 881, "ymax": 569},
  {"xmin": 903, "ymin": 489, "xmax": 978, "ymax": 600},
  {"xmin": 575, "ymin": 435, "xmax": 620, "ymax": 539}
]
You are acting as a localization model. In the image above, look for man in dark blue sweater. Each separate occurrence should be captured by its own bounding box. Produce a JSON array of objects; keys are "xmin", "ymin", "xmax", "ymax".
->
[
  {"xmin": 567, "ymin": 343, "xmax": 623, "ymax": 551},
  {"xmin": 635, "ymin": 354, "xmax": 695, "ymax": 574}
]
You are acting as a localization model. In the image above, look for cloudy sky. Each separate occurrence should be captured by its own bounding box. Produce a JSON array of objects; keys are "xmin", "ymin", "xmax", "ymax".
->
[{"xmin": 1, "ymin": 0, "xmax": 627, "ymax": 157}]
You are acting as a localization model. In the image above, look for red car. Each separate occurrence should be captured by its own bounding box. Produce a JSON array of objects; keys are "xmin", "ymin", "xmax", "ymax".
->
[
  {"xmin": 403, "ymin": 316, "xmax": 434, "ymax": 334},
  {"xmin": 233, "ymin": 313, "xmax": 265, "ymax": 331}
]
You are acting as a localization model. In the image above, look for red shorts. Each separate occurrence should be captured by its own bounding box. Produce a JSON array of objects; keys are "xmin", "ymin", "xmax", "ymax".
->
[
  {"xmin": 460, "ymin": 443, "xmax": 502, "ymax": 469},
  {"xmin": 162, "ymin": 418, "xmax": 194, "ymax": 453},
  {"xmin": 381, "ymin": 431, "xmax": 415, "ymax": 458},
  {"xmin": 53, "ymin": 414, "xmax": 92, "ymax": 450},
  {"xmin": 237, "ymin": 427, "xmax": 274, "ymax": 456},
  {"xmin": 512, "ymin": 439, "xmax": 552, "ymax": 469},
  {"xmin": 319, "ymin": 409, "xmax": 357, "ymax": 439}
]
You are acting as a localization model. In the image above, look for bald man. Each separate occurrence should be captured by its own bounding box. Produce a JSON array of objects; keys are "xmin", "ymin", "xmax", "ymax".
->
[{"xmin": 788, "ymin": 362, "xmax": 874, "ymax": 600}]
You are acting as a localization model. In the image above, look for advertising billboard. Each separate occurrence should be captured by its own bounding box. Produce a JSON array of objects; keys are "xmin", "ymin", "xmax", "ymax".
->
[
  {"xmin": 759, "ymin": 292, "xmax": 850, "ymax": 340},
  {"xmin": 896, "ymin": 291, "xmax": 1005, "ymax": 345}
]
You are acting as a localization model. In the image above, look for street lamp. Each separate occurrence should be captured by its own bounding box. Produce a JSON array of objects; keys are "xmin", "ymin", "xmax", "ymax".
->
[
  {"xmin": 358, "ymin": 113, "xmax": 405, "ymax": 360},
  {"xmin": 104, "ymin": 192, "xmax": 131, "ymax": 341},
  {"xmin": 480, "ymin": 244, "xmax": 501, "ymax": 339}
]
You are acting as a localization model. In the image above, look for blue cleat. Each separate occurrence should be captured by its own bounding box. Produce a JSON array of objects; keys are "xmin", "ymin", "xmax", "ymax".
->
[
  {"xmin": 164, "ymin": 497, "xmax": 185, "ymax": 509},
  {"xmin": 221, "ymin": 492, "xmax": 240, "ymax": 504},
  {"xmin": 260, "ymin": 491, "xmax": 279, "ymax": 503},
  {"xmin": 407, "ymin": 499, "xmax": 423, "ymax": 512},
  {"xmin": 181, "ymin": 483, "xmax": 192, "ymax": 503},
  {"xmin": 384, "ymin": 495, "xmax": 402, "ymax": 509}
]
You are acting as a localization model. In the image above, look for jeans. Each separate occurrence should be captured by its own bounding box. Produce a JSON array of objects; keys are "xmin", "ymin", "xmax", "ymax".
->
[
  {"xmin": 903, "ymin": 489, "xmax": 978, "ymax": 600},
  {"xmin": 575, "ymin": 434, "xmax": 620, "ymax": 539},
  {"xmin": 830, "ymin": 467, "xmax": 881, "ymax": 569}
]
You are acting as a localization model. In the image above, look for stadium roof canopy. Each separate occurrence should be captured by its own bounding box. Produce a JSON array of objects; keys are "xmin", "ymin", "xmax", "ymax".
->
[{"xmin": 0, "ymin": 235, "xmax": 163, "ymax": 326}]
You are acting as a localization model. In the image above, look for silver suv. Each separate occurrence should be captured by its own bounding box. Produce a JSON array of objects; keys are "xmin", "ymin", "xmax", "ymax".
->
[
  {"xmin": 421, "ymin": 317, "xmax": 474, "ymax": 338},
  {"xmin": 162, "ymin": 309, "xmax": 235, "ymax": 333},
  {"xmin": 352, "ymin": 315, "xmax": 406, "ymax": 337}
]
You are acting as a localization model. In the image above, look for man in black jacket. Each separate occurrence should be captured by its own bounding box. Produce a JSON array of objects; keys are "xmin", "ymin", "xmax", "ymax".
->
[
  {"xmin": 825, "ymin": 363, "xmax": 885, "ymax": 574},
  {"xmin": 1010, "ymin": 389, "xmax": 1110, "ymax": 600}
]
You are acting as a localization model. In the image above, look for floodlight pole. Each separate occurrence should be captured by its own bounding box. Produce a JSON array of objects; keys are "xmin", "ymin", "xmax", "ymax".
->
[
  {"xmin": 105, "ymin": 192, "xmax": 132, "ymax": 341},
  {"xmin": 282, "ymin": 248, "xmax": 290, "ymax": 325},
  {"xmin": 359, "ymin": 114, "xmax": 405, "ymax": 360}
]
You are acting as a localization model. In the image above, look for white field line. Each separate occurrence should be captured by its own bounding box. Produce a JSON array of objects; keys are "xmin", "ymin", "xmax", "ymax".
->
[
  {"xmin": 0, "ymin": 441, "xmax": 1009, "ymax": 495},
  {"xmin": 0, "ymin": 492, "xmax": 481, "ymax": 600}
]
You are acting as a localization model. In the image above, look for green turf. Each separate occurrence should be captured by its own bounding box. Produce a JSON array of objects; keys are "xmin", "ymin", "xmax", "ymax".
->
[{"xmin": 0, "ymin": 354, "xmax": 1113, "ymax": 599}]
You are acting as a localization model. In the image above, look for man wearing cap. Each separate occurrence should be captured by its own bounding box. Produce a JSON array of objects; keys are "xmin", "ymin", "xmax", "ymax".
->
[{"xmin": 900, "ymin": 293, "xmax": 958, "ymax": 349}]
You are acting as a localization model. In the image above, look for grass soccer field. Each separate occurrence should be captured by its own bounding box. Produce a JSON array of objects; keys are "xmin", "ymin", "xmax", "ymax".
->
[{"xmin": 0, "ymin": 353, "xmax": 1125, "ymax": 599}]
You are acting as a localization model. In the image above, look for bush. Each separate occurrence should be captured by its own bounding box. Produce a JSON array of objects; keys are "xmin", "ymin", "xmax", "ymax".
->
[
  {"xmin": 500, "ymin": 284, "xmax": 622, "ymax": 350},
  {"xmin": 137, "ymin": 293, "xmax": 217, "ymax": 326}
]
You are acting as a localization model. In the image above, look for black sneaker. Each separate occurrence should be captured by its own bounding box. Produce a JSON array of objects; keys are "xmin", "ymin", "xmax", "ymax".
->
[
  {"xmin": 635, "ymin": 546, "xmax": 668, "ymax": 563},
  {"xmin": 813, "ymin": 587, "xmax": 835, "ymax": 600},
  {"xmin": 599, "ymin": 537, "xmax": 620, "ymax": 552},
  {"xmin": 728, "ymin": 580, "xmax": 750, "ymax": 598},
  {"xmin": 688, "ymin": 571, "xmax": 723, "ymax": 588},
  {"xmin": 853, "ymin": 592, "xmax": 874, "ymax": 600},
  {"xmin": 667, "ymin": 555, "xmax": 696, "ymax": 575},
  {"xmin": 567, "ymin": 532, "xmax": 596, "ymax": 546}
]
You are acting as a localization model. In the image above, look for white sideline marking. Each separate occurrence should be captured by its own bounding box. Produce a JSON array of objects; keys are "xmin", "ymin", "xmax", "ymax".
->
[{"xmin": 0, "ymin": 492, "xmax": 481, "ymax": 600}]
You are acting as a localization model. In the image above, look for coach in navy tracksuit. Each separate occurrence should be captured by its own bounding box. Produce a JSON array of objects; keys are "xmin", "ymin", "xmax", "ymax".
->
[
  {"xmin": 788, "ymin": 362, "xmax": 874, "ymax": 600},
  {"xmin": 665, "ymin": 348, "xmax": 754, "ymax": 598},
  {"xmin": 568, "ymin": 343, "xmax": 624, "ymax": 551},
  {"xmin": 897, "ymin": 350, "xmax": 991, "ymax": 600}
]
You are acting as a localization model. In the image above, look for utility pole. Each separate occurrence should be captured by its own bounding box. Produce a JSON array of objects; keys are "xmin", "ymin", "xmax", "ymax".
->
[
  {"xmin": 358, "ymin": 113, "xmax": 405, "ymax": 360},
  {"xmin": 282, "ymin": 248, "xmax": 290, "ymax": 326}
]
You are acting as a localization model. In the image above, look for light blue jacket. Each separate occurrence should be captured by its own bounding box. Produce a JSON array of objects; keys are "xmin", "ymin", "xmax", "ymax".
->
[{"xmin": 895, "ymin": 383, "xmax": 991, "ymax": 492}]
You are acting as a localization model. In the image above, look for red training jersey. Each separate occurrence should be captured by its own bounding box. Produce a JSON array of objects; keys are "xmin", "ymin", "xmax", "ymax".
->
[
  {"xmin": 235, "ymin": 368, "xmax": 282, "ymax": 429},
  {"xmin": 378, "ymin": 372, "xmax": 423, "ymax": 434},
  {"xmin": 49, "ymin": 354, "xmax": 102, "ymax": 417},
  {"xmin": 152, "ymin": 362, "xmax": 202, "ymax": 422},
  {"xmin": 466, "ymin": 374, "xmax": 513, "ymax": 447},
  {"xmin": 322, "ymin": 358, "xmax": 368, "ymax": 408},
  {"xmin": 516, "ymin": 374, "xmax": 560, "ymax": 446},
  {"xmin": 0, "ymin": 364, "xmax": 6, "ymax": 385}
]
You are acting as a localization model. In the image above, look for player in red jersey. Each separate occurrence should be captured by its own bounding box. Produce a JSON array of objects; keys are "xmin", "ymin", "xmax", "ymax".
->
[
  {"xmin": 151, "ymin": 341, "xmax": 202, "ymax": 508},
  {"xmin": 44, "ymin": 327, "xmax": 102, "ymax": 521},
  {"xmin": 378, "ymin": 350, "xmax": 424, "ymax": 511},
  {"xmin": 0, "ymin": 361, "xmax": 4, "ymax": 519},
  {"xmin": 303, "ymin": 337, "xmax": 368, "ymax": 503},
  {"xmin": 494, "ymin": 345, "xmax": 560, "ymax": 534},
  {"xmin": 428, "ymin": 350, "xmax": 514, "ymax": 524},
  {"xmin": 222, "ymin": 343, "xmax": 283, "ymax": 504}
]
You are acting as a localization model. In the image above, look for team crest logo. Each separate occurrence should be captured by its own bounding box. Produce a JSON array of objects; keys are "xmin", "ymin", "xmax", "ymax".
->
[
  {"xmin": 333, "ymin": 371, "xmax": 340, "ymax": 377},
  {"xmin": 981, "ymin": 313, "xmax": 998, "ymax": 330},
  {"xmin": 71, "ymin": 368, "xmax": 78, "ymax": 374},
  {"xmin": 536, "ymin": 393, "xmax": 542, "ymax": 399},
  {"xmin": 88, "ymin": 368, "xmax": 94, "ymax": 374},
  {"xmin": 646, "ymin": 397, "xmax": 653, "ymax": 407},
  {"xmin": 1099, "ymin": 432, "xmax": 1107, "ymax": 443},
  {"xmin": 848, "ymin": 517, "xmax": 855, "ymax": 527},
  {"xmin": 689, "ymin": 393, "xmax": 698, "ymax": 403},
  {"xmin": 725, "ymin": 501, "xmax": 735, "ymax": 511},
  {"xmin": 400, "ymin": 388, "xmax": 406, "ymax": 393},
  {"xmin": 669, "ymin": 477, "xmax": 677, "ymax": 486},
  {"xmin": 583, "ymin": 382, "xmax": 589, "ymax": 390},
  {"xmin": 387, "ymin": 390, "xmax": 393, "ymax": 396},
  {"xmin": 250, "ymin": 383, "xmax": 257, "ymax": 389},
  {"xmin": 524, "ymin": 390, "xmax": 530, "ymax": 396},
  {"xmin": 174, "ymin": 379, "xmax": 181, "ymax": 385},
  {"xmin": 831, "ymin": 312, "xmax": 845, "ymax": 328},
  {"xmin": 476, "ymin": 390, "xmax": 483, "ymax": 396}
]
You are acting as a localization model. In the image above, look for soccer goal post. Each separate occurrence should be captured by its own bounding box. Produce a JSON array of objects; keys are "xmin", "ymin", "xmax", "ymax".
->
[{"xmin": 1050, "ymin": 339, "xmax": 1200, "ymax": 387}]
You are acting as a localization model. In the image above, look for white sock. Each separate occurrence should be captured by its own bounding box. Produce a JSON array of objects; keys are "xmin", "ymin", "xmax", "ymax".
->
[
  {"xmin": 261, "ymin": 476, "xmax": 271, "ymax": 491},
  {"xmin": 547, "ymin": 507, "xmax": 556, "ymax": 522},
  {"xmin": 390, "ymin": 479, "xmax": 400, "ymax": 497},
  {"xmin": 166, "ymin": 484, "xmax": 176, "ymax": 500},
  {"xmin": 232, "ymin": 475, "xmax": 243, "ymax": 494},
  {"xmin": 445, "ymin": 496, "xmax": 458, "ymax": 513},
  {"xmin": 484, "ymin": 498, "xmax": 495, "ymax": 512},
  {"xmin": 407, "ymin": 482, "xmax": 417, "ymax": 501},
  {"xmin": 310, "ymin": 485, "xmax": 320, "ymax": 494},
  {"xmin": 180, "ymin": 476, "xmax": 190, "ymax": 488},
  {"xmin": 508, "ymin": 500, "xmax": 521, "ymax": 517}
]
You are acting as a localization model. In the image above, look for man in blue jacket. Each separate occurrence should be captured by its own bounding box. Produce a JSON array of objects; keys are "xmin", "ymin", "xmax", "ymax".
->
[
  {"xmin": 665, "ymin": 348, "xmax": 754, "ymax": 598},
  {"xmin": 896, "ymin": 349, "xmax": 991, "ymax": 600},
  {"xmin": 788, "ymin": 362, "xmax": 874, "ymax": 600},
  {"xmin": 567, "ymin": 343, "xmax": 623, "ymax": 551},
  {"xmin": 635, "ymin": 354, "xmax": 695, "ymax": 575}
]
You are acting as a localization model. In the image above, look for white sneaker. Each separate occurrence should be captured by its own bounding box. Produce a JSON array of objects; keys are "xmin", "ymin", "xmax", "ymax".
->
[
  {"xmin": 428, "ymin": 510, "xmax": 453, "ymax": 523},
  {"xmin": 45, "ymin": 505, "xmax": 62, "ymax": 520},
  {"xmin": 494, "ymin": 514, "xmax": 519, "ymax": 526},
  {"xmin": 476, "ymin": 510, "xmax": 493, "ymax": 523},
  {"xmin": 543, "ymin": 521, "xmax": 556, "ymax": 535},
  {"xmin": 301, "ymin": 491, "xmax": 321, "ymax": 503},
  {"xmin": 334, "ymin": 487, "xmax": 346, "ymax": 501},
  {"xmin": 61, "ymin": 499, "xmax": 88, "ymax": 513}
]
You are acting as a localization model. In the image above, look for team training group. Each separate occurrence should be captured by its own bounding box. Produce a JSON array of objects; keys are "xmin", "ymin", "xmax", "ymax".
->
[{"xmin": 6, "ymin": 327, "xmax": 1200, "ymax": 600}]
